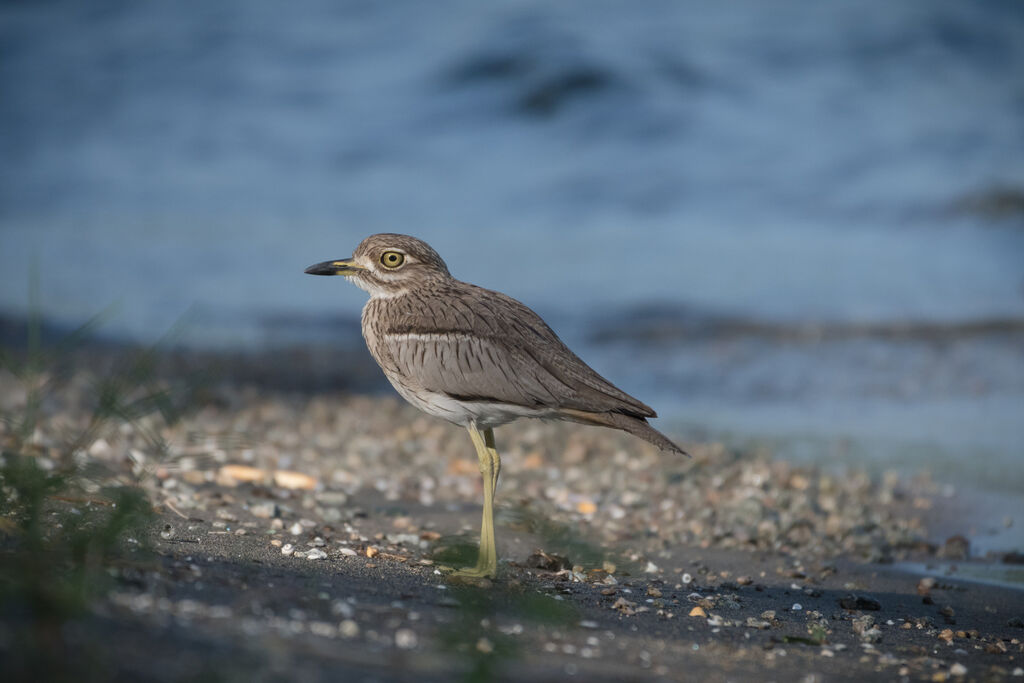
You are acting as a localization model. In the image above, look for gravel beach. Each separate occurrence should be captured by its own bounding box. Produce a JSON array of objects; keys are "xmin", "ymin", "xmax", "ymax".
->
[{"xmin": 1, "ymin": 345, "xmax": 1022, "ymax": 681}]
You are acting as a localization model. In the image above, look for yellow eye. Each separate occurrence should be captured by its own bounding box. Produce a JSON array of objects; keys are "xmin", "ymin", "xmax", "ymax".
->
[{"xmin": 380, "ymin": 251, "xmax": 405, "ymax": 269}]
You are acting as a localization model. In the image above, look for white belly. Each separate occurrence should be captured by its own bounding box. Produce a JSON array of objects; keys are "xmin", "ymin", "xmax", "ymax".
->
[{"xmin": 384, "ymin": 372, "xmax": 547, "ymax": 429}]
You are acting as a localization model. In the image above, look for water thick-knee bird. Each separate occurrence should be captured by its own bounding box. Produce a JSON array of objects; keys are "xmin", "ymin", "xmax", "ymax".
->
[{"xmin": 305, "ymin": 234, "xmax": 685, "ymax": 577}]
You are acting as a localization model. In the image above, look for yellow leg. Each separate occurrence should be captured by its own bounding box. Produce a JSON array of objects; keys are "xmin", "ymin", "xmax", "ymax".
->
[
  {"xmin": 455, "ymin": 424, "xmax": 501, "ymax": 578},
  {"xmin": 484, "ymin": 428, "xmax": 501, "ymax": 493}
]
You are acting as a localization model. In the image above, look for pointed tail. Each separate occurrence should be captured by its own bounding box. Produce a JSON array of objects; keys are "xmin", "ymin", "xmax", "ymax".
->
[{"xmin": 559, "ymin": 409, "xmax": 688, "ymax": 456}]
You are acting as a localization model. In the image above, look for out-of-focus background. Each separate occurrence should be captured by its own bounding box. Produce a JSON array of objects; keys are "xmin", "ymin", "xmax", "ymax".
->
[{"xmin": 2, "ymin": 1, "xmax": 1022, "ymax": 545}]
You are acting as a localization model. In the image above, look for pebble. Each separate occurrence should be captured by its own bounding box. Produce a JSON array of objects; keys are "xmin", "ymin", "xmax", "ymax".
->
[
  {"xmin": 339, "ymin": 547, "xmax": 358, "ymax": 557},
  {"xmin": 273, "ymin": 470, "xmax": 318, "ymax": 491},
  {"xmin": 949, "ymin": 663, "xmax": 967, "ymax": 677},
  {"xmin": 938, "ymin": 535, "xmax": 970, "ymax": 561},
  {"xmin": 218, "ymin": 464, "xmax": 264, "ymax": 485},
  {"xmin": 839, "ymin": 594, "xmax": 881, "ymax": 611},
  {"xmin": 307, "ymin": 548, "xmax": 328, "ymax": 560},
  {"xmin": 281, "ymin": 543, "xmax": 295, "ymax": 556},
  {"xmin": 860, "ymin": 627, "xmax": 882, "ymax": 643},
  {"xmin": 688, "ymin": 606, "xmax": 707, "ymax": 618},
  {"xmin": 394, "ymin": 628, "xmax": 418, "ymax": 649},
  {"xmin": 339, "ymin": 620, "xmax": 360, "ymax": 638},
  {"xmin": 250, "ymin": 502, "xmax": 278, "ymax": 519},
  {"xmin": 288, "ymin": 522, "xmax": 304, "ymax": 536}
]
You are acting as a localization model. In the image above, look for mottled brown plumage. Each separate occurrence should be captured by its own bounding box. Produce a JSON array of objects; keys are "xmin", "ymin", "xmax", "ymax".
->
[{"xmin": 305, "ymin": 233, "xmax": 685, "ymax": 576}]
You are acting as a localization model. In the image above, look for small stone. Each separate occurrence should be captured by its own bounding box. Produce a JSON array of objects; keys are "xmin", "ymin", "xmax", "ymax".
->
[
  {"xmin": 860, "ymin": 627, "xmax": 883, "ymax": 643},
  {"xmin": 1012, "ymin": 667, "xmax": 1023, "ymax": 676},
  {"xmin": 736, "ymin": 576, "xmax": 753, "ymax": 586},
  {"xmin": 688, "ymin": 606, "xmax": 707, "ymax": 618},
  {"xmin": 366, "ymin": 546, "xmax": 379, "ymax": 558},
  {"xmin": 647, "ymin": 587, "xmax": 662, "ymax": 598},
  {"xmin": 681, "ymin": 573, "xmax": 693, "ymax": 585},
  {"xmin": 339, "ymin": 547, "xmax": 357, "ymax": 557},
  {"xmin": 281, "ymin": 543, "xmax": 295, "ymax": 556},
  {"xmin": 270, "ymin": 539, "xmax": 282, "ymax": 547},
  {"xmin": 289, "ymin": 522, "xmax": 304, "ymax": 536},
  {"xmin": 476, "ymin": 637, "xmax": 494, "ymax": 654},
  {"xmin": 339, "ymin": 620, "xmax": 359, "ymax": 638},
  {"xmin": 839, "ymin": 594, "xmax": 881, "ymax": 611},
  {"xmin": 307, "ymin": 548, "xmax": 328, "ymax": 560},
  {"xmin": 792, "ymin": 603, "xmax": 802, "ymax": 611},
  {"xmin": 600, "ymin": 587, "xmax": 617, "ymax": 596},
  {"xmin": 526, "ymin": 550, "xmax": 569, "ymax": 572},
  {"xmin": 394, "ymin": 628, "xmax": 418, "ymax": 649},
  {"xmin": 215, "ymin": 508, "xmax": 238, "ymax": 522},
  {"xmin": 645, "ymin": 561, "xmax": 660, "ymax": 574},
  {"xmin": 938, "ymin": 628, "xmax": 954, "ymax": 644},
  {"xmin": 949, "ymin": 663, "xmax": 967, "ymax": 677},
  {"xmin": 852, "ymin": 614, "xmax": 875, "ymax": 636},
  {"xmin": 250, "ymin": 502, "xmax": 278, "ymax": 519},
  {"xmin": 218, "ymin": 464, "xmax": 265, "ymax": 486},
  {"xmin": 272, "ymin": 470, "xmax": 318, "ymax": 490},
  {"xmin": 745, "ymin": 617, "xmax": 771, "ymax": 629}
]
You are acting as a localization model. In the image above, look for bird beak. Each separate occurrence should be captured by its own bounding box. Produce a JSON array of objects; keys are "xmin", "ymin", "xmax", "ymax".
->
[{"xmin": 304, "ymin": 258, "xmax": 366, "ymax": 276}]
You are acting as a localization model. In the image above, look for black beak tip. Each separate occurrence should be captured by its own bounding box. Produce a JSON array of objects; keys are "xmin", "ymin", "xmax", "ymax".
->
[{"xmin": 304, "ymin": 261, "xmax": 337, "ymax": 276}]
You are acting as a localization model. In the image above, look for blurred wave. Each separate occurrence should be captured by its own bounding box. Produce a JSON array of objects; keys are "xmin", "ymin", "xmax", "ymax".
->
[{"xmin": 1, "ymin": 0, "xmax": 1023, "ymax": 499}]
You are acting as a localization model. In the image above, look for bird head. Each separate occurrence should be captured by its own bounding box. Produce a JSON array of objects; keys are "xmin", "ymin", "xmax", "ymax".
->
[{"xmin": 304, "ymin": 233, "xmax": 452, "ymax": 297}]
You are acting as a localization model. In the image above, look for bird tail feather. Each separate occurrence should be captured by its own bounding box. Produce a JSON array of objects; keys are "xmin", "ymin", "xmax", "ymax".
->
[{"xmin": 558, "ymin": 409, "xmax": 688, "ymax": 456}]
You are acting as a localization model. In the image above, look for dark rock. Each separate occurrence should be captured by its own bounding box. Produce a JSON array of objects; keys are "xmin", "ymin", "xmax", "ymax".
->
[
  {"xmin": 1002, "ymin": 551, "xmax": 1024, "ymax": 565},
  {"xmin": 937, "ymin": 535, "xmax": 970, "ymax": 560},
  {"xmin": 839, "ymin": 594, "xmax": 881, "ymax": 611},
  {"xmin": 526, "ymin": 549, "xmax": 571, "ymax": 572}
]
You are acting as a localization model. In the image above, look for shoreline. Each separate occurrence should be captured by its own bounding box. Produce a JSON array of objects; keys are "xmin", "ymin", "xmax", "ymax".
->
[{"xmin": 2, "ymin": 330, "xmax": 1023, "ymax": 679}]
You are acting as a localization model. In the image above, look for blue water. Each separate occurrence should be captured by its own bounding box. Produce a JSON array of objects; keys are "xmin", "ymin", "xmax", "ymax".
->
[{"xmin": 2, "ymin": 1, "xmax": 1023, "ymax": 530}]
